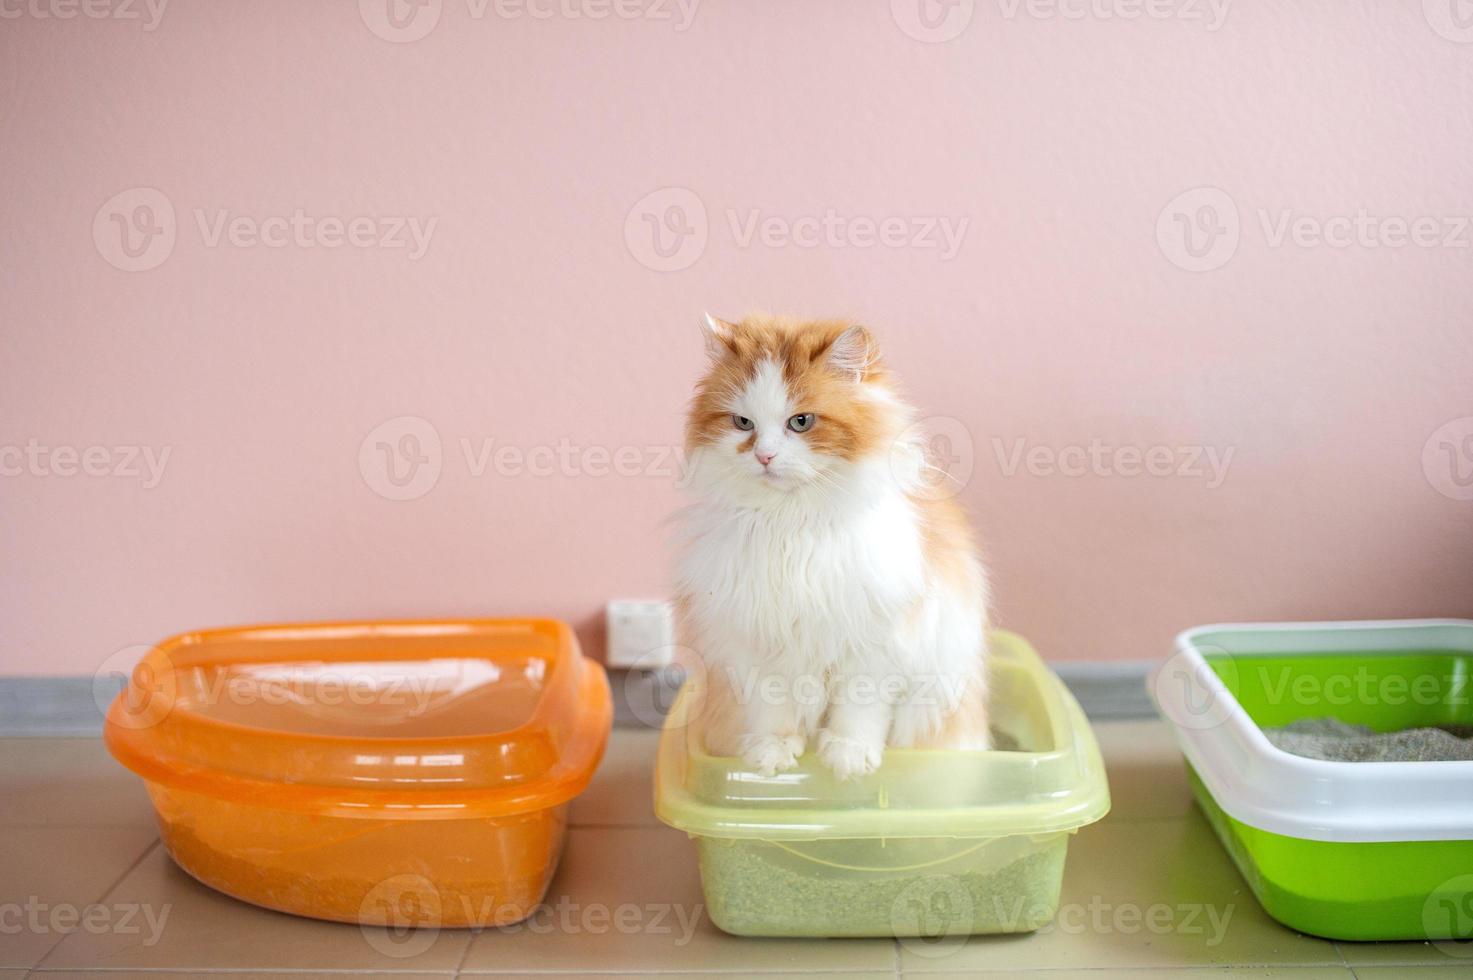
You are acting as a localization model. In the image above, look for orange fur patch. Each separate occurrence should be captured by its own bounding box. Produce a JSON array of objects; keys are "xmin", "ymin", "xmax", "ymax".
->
[{"xmin": 685, "ymin": 315, "xmax": 894, "ymax": 460}]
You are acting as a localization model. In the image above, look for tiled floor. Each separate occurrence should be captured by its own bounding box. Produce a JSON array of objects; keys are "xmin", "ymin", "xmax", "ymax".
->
[{"xmin": 1, "ymin": 722, "xmax": 1469, "ymax": 978}]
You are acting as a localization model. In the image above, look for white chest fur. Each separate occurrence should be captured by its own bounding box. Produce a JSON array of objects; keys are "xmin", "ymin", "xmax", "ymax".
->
[{"xmin": 676, "ymin": 486, "xmax": 926, "ymax": 673}]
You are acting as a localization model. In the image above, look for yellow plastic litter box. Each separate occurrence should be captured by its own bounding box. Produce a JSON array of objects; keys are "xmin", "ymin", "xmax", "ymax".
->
[{"xmin": 654, "ymin": 630, "xmax": 1110, "ymax": 938}]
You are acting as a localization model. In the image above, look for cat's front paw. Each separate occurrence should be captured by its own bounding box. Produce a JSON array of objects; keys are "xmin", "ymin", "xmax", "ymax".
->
[
  {"xmin": 737, "ymin": 733, "xmax": 805, "ymax": 775},
  {"xmin": 817, "ymin": 729, "xmax": 883, "ymax": 780}
]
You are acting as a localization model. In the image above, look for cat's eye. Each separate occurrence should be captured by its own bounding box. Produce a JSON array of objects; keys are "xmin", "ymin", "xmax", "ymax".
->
[
  {"xmin": 732, "ymin": 415, "xmax": 754, "ymax": 431},
  {"xmin": 787, "ymin": 413, "xmax": 816, "ymax": 433}
]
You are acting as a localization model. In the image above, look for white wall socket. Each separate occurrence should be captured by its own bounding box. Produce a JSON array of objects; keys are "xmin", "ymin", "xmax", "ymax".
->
[{"xmin": 605, "ymin": 599, "xmax": 675, "ymax": 669}]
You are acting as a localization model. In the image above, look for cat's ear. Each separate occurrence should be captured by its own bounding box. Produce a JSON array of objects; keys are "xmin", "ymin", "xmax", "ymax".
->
[
  {"xmin": 700, "ymin": 313, "xmax": 737, "ymax": 358},
  {"xmin": 822, "ymin": 324, "xmax": 876, "ymax": 382}
]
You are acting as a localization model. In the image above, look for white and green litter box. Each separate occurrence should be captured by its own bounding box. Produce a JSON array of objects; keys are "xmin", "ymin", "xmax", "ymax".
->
[{"xmin": 1151, "ymin": 618, "xmax": 1473, "ymax": 941}]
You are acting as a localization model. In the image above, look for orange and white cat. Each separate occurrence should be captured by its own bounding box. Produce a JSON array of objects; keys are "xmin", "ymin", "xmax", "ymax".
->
[{"xmin": 673, "ymin": 314, "xmax": 991, "ymax": 780}]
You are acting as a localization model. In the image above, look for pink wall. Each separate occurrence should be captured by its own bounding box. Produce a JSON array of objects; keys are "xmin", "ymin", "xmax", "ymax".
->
[{"xmin": 3, "ymin": 1, "xmax": 1471, "ymax": 676}]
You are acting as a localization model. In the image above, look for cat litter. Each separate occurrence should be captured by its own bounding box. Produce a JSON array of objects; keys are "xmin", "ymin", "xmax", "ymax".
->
[
  {"xmin": 1264, "ymin": 717, "xmax": 1473, "ymax": 763},
  {"xmin": 654, "ymin": 630, "xmax": 1110, "ymax": 938}
]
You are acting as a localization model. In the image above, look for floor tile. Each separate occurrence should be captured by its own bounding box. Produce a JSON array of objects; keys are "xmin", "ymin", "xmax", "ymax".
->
[
  {"xmin": 570, "ymin": 728, "xmax": 660, "ymax": 827},
  {"xmin": 34, "ymin": 974, "xmax": 452, "ymax": 979},
  {"xmin": 1353, "ymin": 967, "xmax": 1473, "ymax": 977},
  {"xmin": 1339, "ymin": 938, "xmax": 1473, "ymax": 967},
  {"xmin": 0, "ymin": 827, "xmax": 158, "ymax": 969},
  {"xmin": 919, "ymin": 966, "xmax": 1355, "ymax": 972},
  {"xmin": 458, "ymin": 826, "xmax": 895, "ymax": 974},
  {"xmin": 899, "ymin": 809, "xmax": 1343, "ymax": 972},
  {"xmin": 37, "ymin": 846, "xmax": 471, "ymax": 972},
  {"xmin": 0, "ymin": 738, "xmax": 155, "ymax": 829},
  {"xmin": 467, "ymin": 975, "xmax": 894, "ymax": 980},
  {"xmin": 1092, "ymin": 718, "xmax": 1196, "ymax": 821}
]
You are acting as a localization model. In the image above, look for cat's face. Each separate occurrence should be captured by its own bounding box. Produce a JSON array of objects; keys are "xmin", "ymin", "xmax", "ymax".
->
[{"xmin": 685, "ymin": 315, "xmax": 897, "ymax": 497}]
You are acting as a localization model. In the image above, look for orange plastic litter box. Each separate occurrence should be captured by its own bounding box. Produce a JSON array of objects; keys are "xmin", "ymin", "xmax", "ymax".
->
[{"xmin": 104, "ymin": 619, "xmax": 611, "ymax": 927}]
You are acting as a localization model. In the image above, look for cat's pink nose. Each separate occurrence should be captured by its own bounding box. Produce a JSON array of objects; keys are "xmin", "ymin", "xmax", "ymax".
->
[{"xmin": 755, "ymin": 449, "xmax": 777, "ymax": 467}]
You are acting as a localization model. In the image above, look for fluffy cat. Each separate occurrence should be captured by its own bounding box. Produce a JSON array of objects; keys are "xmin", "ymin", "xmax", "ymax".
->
[{"xmin": 673, "ymin": 313, "xmax": 991, "ymax": 780}]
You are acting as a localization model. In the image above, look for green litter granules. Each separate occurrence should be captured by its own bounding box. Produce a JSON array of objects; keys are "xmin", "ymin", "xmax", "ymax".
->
[
  {"xmin": 1263, "ymin": 717, "xmax": 1473, "ymax": 762},
  {"xmin": 695, "ymin": 834, "xmax": 1068, "ymax": 938}
]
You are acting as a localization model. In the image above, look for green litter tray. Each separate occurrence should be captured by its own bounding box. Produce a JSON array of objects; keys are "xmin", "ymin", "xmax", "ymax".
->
[
  {"xmin": 1151, "ymin": 619, "xmax": 1473, "ymax": 942},
  {"xmin": 654, "ymin": 631, "xmax": 1110, "ymax": 938}
]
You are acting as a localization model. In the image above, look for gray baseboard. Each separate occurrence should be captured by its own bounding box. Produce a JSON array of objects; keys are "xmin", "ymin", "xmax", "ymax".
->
[
  {"xmin": 1048, "ymin": 661, "xmax": 1160, "ymax": 721},
  {"xmin": 0, "ymin": 663, "xmax": 1155, "ymax": 737},
  {"xmin": 0, "ymin": 676, "xmax": 122, "ymax": 737}
]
